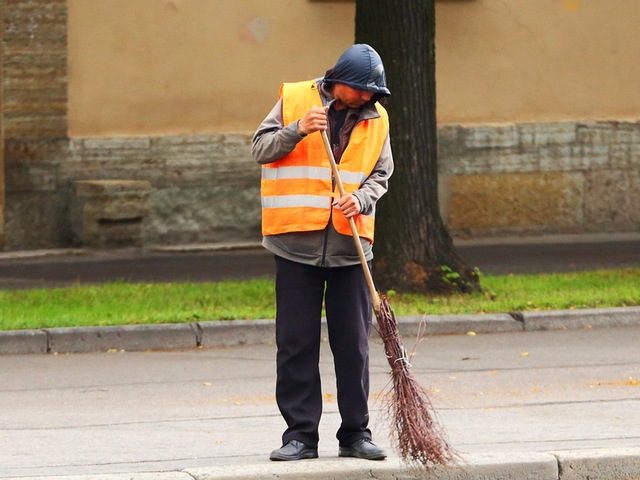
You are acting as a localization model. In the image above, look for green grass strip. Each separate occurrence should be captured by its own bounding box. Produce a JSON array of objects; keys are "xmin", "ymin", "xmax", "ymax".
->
[{"xmin": 1, "ymin": 269, "xmax": 639, "ymax": 331}]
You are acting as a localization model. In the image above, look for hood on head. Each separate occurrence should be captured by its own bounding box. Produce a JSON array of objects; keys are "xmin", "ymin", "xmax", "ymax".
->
[{"xmin": 324, "ymin": 44, "xmax": 391, "ymax": 99}]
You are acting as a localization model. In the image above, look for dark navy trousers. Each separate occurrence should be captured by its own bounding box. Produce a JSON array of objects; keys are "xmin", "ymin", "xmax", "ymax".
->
[{"xmin": 274, "ymin": 255, "xmax": 373, "ymax": 448}]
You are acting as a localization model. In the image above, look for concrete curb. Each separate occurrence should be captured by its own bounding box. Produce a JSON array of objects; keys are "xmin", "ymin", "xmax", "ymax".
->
[
  {"xmin": 554, "ymin": 447, "xmax": 640, "ymax": 480},
  {"xmin": 520, "ymin": 306, "xmax": 640, "ymax": 331},
  {"xmin": 396, "ymin": 313, "xmax": 521, "ymax": 336},
  {"xmin": 47, "ymin": 322, "xmax": 201, "ymax": 353},
  {"xmin": 3, "ymin": 448, "xmax": 640, "ymax": 480},
  {"xmin": 0, "ymin": 329, "xmax": 48, "ymax": 354},
  {"xmin": 1, "ymin": 307, "xmax": 640, "ymax": 355},
  {"xmin": 183, "ymin": 452, "xmax": 559, "ymax": 480}
]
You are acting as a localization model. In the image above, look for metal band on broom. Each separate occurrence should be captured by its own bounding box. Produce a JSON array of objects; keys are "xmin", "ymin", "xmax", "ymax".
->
[{"xmin": 321, "ymin": 130, "xmax": 455, "ymax": 468}]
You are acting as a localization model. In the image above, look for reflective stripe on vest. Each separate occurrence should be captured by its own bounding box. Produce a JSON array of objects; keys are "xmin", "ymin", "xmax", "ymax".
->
[
  {"xmin": 261, "ymin": 80, "xmax": 388, "ymax": 242},
  {"xmin": 261, "ymin": 165, "xmax": 367, "ymax": 186}
]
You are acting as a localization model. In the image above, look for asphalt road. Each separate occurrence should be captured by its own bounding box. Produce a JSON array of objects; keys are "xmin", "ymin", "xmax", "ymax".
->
[
  {"xmin": 1, "ymin": 326, "xmax": 639, "ymax": 477},
  {"xmin": 1, "ymin": 234, "xmax": 639, "ymax": 290}
]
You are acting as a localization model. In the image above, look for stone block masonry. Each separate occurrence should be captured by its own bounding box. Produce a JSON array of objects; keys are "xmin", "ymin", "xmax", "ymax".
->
[
  {"xmin": 439, "ymin": 120, "xmax": 640, "ymax": 237},
  {"xmin": 3, "ymin": 130, "xmax": 262, "ymax": 249},
  {"xmin": 62, "ymin": 134, "xmax": 262, "ymax": 247},
  {"xmin": 446, "ymin": 172, "xmax": 584, "ymax": 231},
  {"xmin": 3, "ymin": 119, "xmax": 640, "ymax": 250},
  {"xmin": 2, "ymin": 0, "xmax": 69, "ymax": 249},
  {"xmin": 70, "ymin": 180, "xmax": 151, "ymax": 248},
  {"xmin": 2, "ymin": 0, "xmax": 68, "ymax": 140},
  {"xmin": 0, "ymin": 4, "xmax": 4, "ymax": 250}
]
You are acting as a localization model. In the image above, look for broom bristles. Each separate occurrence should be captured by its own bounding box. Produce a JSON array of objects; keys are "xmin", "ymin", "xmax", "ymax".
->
[{"xmin": 375, "ymin": 295, "xmax": 456, "ymax": 467}]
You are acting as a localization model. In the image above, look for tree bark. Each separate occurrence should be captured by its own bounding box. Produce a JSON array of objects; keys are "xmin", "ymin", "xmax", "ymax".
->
[{"xmin": 356, "ymin": 0, "xmax": 480, "ymax": 294}]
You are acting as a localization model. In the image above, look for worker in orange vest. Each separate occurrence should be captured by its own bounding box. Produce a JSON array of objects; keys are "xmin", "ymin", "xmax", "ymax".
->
[{"xmin": 252, "ymin": 44, "xmax": 393, "ymax": 462}]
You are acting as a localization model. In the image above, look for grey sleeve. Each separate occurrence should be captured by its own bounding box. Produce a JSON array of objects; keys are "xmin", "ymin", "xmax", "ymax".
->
[
  {"xmin": 251, "ymin": 99, "xmax": 307, "ymax": 165},
  {"xmin": 351, "ymin": 135, "xmax": 394, "ymax": 216}
]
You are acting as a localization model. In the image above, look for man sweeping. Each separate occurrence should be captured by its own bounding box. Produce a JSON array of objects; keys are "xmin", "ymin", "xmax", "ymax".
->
[{"xmin": 251, "ymin": 44, "xmax": 393, "ymax": 462}]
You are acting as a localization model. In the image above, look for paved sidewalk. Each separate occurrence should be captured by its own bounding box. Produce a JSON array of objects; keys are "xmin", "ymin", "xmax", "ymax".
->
[{"xmin": 2, "ymin": 326, "xmax": 640, "ymax": 480}]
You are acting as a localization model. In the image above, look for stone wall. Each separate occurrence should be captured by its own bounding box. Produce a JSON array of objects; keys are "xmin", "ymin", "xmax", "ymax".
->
[
  {"xmin": 2, "ymin": 0, "xmax": 68, "ymax": 249},
  {"xmin": 0, "ymin": 0, "xmax": 4, "ymax": 249},
  {"xmin": 4, "ymin": 133, "xmax": 264, "ymax": 249},
  {"xmin": 63, "ymin": 134, "xmax": 261, "ymax": 246},
  {"xmin": 6, "ymin": 119, "xmax": 638, "ymax": 250},
  {"xmin": 439, "ymin": 120, "xmax": 640, "ymax": 237}
]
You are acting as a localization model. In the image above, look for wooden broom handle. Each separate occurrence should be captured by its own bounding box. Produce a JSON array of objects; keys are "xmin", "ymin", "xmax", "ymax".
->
[{"xmin": 320, "ymin": 130, "xmax": 382, "ymax": 311}]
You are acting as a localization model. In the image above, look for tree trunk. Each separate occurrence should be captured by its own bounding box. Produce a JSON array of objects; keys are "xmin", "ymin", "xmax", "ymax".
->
[{"xmin": 356, "ymin": 0, "xmax": 480, "ymax": 294}]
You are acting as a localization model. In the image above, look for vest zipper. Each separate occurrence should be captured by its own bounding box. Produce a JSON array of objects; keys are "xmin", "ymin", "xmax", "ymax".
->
[
  {"xmin": 321, "ymin": 218, "xmax": 330, "ymax": 267},
  {"xmin": 321, "ymin": 179, "xmax": 336, "ymax": 267}
]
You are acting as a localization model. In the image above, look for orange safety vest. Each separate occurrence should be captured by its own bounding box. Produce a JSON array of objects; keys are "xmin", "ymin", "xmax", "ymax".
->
[{"xmin": 261, "ymin": 80, "xmax": 389, "ymax": 243}]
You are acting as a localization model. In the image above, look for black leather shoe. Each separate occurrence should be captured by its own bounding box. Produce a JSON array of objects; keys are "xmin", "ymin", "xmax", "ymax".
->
[
  {"xmin": 270, "ymin": 440, "xmax": 318, "ymax": 461},
  {"xmin": 339, "ymin": 438, "xmax": 386, "ymax": 460}
]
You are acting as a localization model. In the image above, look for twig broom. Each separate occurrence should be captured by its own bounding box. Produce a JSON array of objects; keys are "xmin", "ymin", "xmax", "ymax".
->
[{"xmin": 321, "ymin": 130, "xmax": 455, "ymax": 467}]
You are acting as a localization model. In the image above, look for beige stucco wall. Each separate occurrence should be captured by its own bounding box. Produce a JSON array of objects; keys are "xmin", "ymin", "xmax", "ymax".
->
[
  {"xmin": 435, "ymin": 0, "xmax": 640, "ymax": 124},
  {"xmin": 67, "ymin": 0, "xmax": 640, "ymax": 137},
  {"xmin": 67, "ymin": 0, "xmax": 355, "ymax": 136}
]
